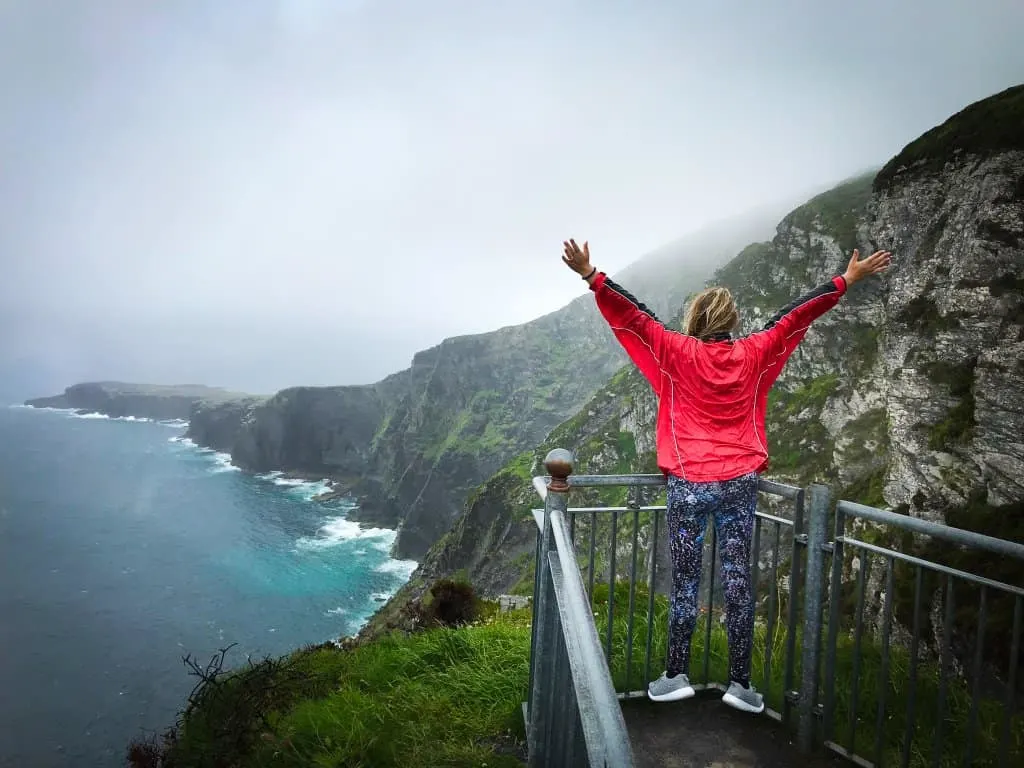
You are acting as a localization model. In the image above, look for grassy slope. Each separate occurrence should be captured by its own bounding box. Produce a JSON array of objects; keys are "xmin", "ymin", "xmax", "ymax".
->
[{"xmin": 151, "ymin": 586, "xmax": 1023, "ymax": 768}]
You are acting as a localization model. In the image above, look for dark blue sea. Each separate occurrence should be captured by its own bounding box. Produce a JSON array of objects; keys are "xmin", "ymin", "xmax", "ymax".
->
[{"xmin": 0, "ymin": 404, "xmax": 417, "ymax": 767}]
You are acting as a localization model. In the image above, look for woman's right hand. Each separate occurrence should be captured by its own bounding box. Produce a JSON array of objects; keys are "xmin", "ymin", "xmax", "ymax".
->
[
  {"xmin": 842, "ymin": 249, "xmax": 892, "ymax": 286},
  {"xmin": 562, "ymin": 239, "xmax": 594, "ymax": 277}
]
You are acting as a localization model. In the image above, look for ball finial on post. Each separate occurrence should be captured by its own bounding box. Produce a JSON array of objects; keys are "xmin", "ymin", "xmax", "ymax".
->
[{"xmin": 544, "ymin": 448, "xmax": 574, "ymax": 493}]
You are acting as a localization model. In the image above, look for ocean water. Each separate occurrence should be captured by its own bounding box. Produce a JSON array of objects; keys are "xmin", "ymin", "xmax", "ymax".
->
[{"xmin": 0, "ymin": 405, "xmax": 416, "ymax": 768}]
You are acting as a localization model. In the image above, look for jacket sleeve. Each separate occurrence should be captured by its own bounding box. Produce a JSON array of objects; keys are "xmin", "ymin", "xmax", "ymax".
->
[
  {"xmin": 590, "ymin": 272, "xmax": 677, "ymax": 395},
  {"xmin": 747, "ymin": 275, "xmax": 848, "ymax": 373}
]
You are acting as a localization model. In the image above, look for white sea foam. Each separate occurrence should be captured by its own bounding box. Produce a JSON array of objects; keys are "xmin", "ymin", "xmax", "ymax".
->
[
  {"xmin": 375, "ymin": 558, "xmax": 418, "ymax": 579},
  {"xmin": 69, "ymin": 412, "xmax": 152, "ymax": 422},
  {"xmin": 370, "ymin": 591, "xmax": 393, "ymax": 602},
  {"xmin": 296, "ymin": 516, "xmax": 396, "ymax": 550},
  {"xmin": 209, "ymin": 452, "xmax": 240, "ymax": 473},
  {"xmin": 370, "ymin": 538, "xmax": 394, "ymax": 554},
  {"xmin": 168, "ymin": 435, "xmax": 197, "ymax": 447},
  {"xmin": 270, "ymin": 476, "xmax": 306, "ymax": 487},
  {"xmin": 325, "ymin": 607, "xmax": 348, "ymax": 616},
  {"xmin": 159, "ymin": 419, "xmax": 189, "ymax": 428},
  {"xmin": 266, "ymin": 475, "xmax": 332, "ymax": 501}
]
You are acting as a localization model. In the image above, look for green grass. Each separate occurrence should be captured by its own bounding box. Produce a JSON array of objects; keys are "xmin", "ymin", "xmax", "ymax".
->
[
  {"xmin": 154, "ymin": 576, "xmax": 1024, "ymax": 768},
  {"xmin": 162, "ymin": 611, "xmax": 534, "ymax": 768}
]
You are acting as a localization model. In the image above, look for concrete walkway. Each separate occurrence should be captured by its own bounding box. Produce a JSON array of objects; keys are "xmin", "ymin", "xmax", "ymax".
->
[{"xmin": 620, "ymin": 690, "xmax": 847, "ymax": 768}]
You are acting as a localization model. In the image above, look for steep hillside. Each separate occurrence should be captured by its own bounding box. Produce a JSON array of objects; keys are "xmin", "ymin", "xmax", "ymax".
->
[
  {"xmin": 376, "ymin": 85, "xmax": 1024, "ymax": 630},
  {"xmin": 186, "ymin": 215, "xmax": 776, "ymax": 559}
]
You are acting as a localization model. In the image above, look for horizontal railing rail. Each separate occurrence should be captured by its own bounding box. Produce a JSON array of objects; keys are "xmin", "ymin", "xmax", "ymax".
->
[
  {"xmin": 823, "ymin": 498, "xmax": 1023, "ymax": 768},
  {"xmin": 525, "ymin": 449, "xmax": 1023, "ymax": 768}
]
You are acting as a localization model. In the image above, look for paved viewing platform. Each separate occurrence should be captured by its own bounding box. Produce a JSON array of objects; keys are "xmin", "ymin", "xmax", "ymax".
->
[{"xmin": 621, "ymin": 691, "xmax": 845, "ymax": 768}]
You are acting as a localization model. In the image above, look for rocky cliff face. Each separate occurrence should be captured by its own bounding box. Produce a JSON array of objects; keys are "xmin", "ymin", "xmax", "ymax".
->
[
  {"xmin": 26, "ymin": 382, "xmax": 251, "ymax": 421},
  {"xmin": 187, "ymin": 298, "xmax": 627, "ymax": 559},
  {"xmin": 186, "ymin": 217, "xmax": 770, "ymax": 561},
  {"xmin": 382, "ymin": 85, "xmax": 1024, "ymax": 622}
]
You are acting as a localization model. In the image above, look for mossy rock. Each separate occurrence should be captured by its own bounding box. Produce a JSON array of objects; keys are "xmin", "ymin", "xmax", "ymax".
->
[{"xmin": 875, "ymin": 83, "xmax": 1024, "ymax": 190}]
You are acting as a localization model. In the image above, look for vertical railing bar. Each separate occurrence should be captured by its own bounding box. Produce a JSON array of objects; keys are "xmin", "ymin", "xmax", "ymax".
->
[
  {"xmin": 965, "ymin": 585, "xmax": 987, "ymax": 766},
  {"xmin": 527, "ymin": 524, "xmax": 542, "ymax": 734},
  {"xmin": 703, "ymin": 522, "xmax": 718, "ymax": 685},
  {"xmin": 564, "ymin": 688, "xmax": 579, "ymax": 768},
  {"xmin": 588, "ymin": 511, "xmax": 597, "ymax": 601},
  {"xmin": 932, "ymin": 575, "xmax": 955, "ymax": 768},
  {"xmin": 644, "ymin": 510, "xmax": 660, "ymax": 686},
  {"xmin": 528, "ymin": 485, "xmax": 557, "ymax": 766},
  {"xmin": 999, "ymin": 595, "xmax": 1022, "ymax": 768},
  {"xmin": 900, "ymin": 565, "xmax": 924, "ymax": 768},
  {"xmin": 798, "ymin": 484, "xmax": 829, "ymax": 754},
  {"xmin": 541, "ymin": 564, "xmax": 560, "ymax": 763},
  {"xmin": 542, "ymin": 605, "xmax": 563, "ymax": 762},
  {"xmin": 555, "ymin": 632, "xmax": 573, "ymax": 768},
  {"xmin": 873, "ymin": 555, "xmax": 896, "ymax": 767},
  {"xmin": 570, "ymin": 510, "xmax": 576, "ymax": 544},
  {"xmin": 751, "ymin": 514, "xmax": 762, "ymax": 630},
  {"xmin": 784, "ymin": 488, "xmax": 806, "ymax": 727},
  {"xmin": 763, "ymin": 522, "xmax": 781, "ymax": 694},
  {"xmin": 625, "ymin": 504, "xmax": 641, "ymax": 691},
  {"xmin": 848, "ymin": 550, "xmax": 870, "ymax": 754},
  {"xmin": 572, "ymin": 704, "xmax": 587, "ymax": 768},
  {"xmin": 528, "ymin": 452, "xmax": 573, "ymax": 768},
  {"xmin": 606, "ymin": 510, "xmax": 618, "ymax": 664},
  {"xmin": 823, "ymin": 501, "xmax": 846, "ymax": 743}
]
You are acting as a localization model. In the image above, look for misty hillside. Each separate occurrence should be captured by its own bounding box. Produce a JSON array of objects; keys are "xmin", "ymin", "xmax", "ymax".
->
[
  {"xmin": 184, "ymin": 207, "xmax": 784, "ymax": 559},
  {"xmin": 364, "ymin": 84, "xmax": 1024, "ymax": 642}
]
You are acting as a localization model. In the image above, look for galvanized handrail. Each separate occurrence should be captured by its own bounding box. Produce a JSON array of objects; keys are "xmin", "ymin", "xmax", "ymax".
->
[
  {"xmin": 526, "ymin": 449, "xmax": 636, "ymax": 767},
  {"xmin": 524, "ymin": 450, "xmax": 1023, "ymax": 768}
]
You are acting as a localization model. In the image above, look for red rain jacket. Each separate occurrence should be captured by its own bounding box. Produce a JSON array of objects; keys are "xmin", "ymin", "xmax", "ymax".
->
[{"xmin": 590, "ymin": 271, "xmax": 848, "ymax": 482}]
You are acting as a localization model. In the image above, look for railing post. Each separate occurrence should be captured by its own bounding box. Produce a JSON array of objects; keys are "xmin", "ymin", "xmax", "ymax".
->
[
  {"xmin": 527, "ymin": 448, "xmax": 573, "ymax": 768},
  {"xmin": 797, "ymin": 483, "xmax": 830, "ymax": 754}
]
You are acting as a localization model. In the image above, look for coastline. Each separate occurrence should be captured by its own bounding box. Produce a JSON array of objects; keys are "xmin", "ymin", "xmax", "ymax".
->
[{"xmin": 14, "ymin": 403, "xmax": 417, "ymax": 599}]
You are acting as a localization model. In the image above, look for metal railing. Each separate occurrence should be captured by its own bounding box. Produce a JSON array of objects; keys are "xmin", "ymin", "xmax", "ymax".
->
[
  {"xmin": 526, "ymin": 449, "xmax": 636, "ymax": 767},
  {"xmin": 524, "ymin": 449, "xmax": 814, "ymax": 765},
  {"xmin": 821, "ymin": 500, "xmax": 1024, "ymax": 768},
  {"xmin": 523, "ymin": 448, "xmax": 1024, "ymax": 768}
]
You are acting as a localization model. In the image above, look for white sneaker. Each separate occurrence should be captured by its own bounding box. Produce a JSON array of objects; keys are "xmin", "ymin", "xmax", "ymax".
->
[
  {"xmin": 722, "ymin": 681, "xmax": 764, "ymax": 713},
  {"xmin": 647, "ymin": 672, "xmax": 696, "ymax": 702}
]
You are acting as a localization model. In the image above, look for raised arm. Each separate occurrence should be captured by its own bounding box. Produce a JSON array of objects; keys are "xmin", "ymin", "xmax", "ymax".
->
[
  {"xmin": 562, "ymin": 238, "xmax": 677, "ymax": 394},
  {"xmin": 748, "ymin": 248, "xmax": 892, "ymax": 370}
]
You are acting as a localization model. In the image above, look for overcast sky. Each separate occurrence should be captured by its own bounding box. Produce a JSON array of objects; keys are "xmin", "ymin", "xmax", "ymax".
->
[{"xmin": 2, "ymin": 0, "xmax": 1022, "ymax": 398}]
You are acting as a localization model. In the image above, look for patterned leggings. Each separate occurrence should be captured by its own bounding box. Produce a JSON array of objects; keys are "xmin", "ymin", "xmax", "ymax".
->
[{"xmin": 665, "ymin": 471, "xmax": 757, "ymax": 686}]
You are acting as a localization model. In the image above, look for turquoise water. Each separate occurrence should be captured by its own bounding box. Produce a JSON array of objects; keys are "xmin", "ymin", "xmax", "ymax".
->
[{"xmin": 0, "ymin": 405, "xmax": 416, "ymax": 767}]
